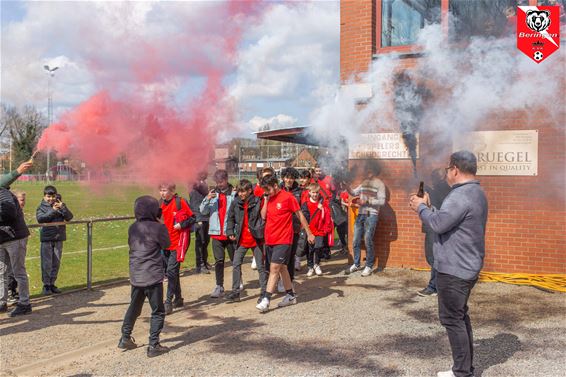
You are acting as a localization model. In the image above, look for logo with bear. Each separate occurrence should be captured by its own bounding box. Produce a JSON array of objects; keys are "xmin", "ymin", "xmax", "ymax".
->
[
  {"xmin": 525, "ymin": 10, "xmax": 551, "ymax": 32},
  {"xmin": 517, "ymin": 6, "xmax": 560, "ymax": 63}
]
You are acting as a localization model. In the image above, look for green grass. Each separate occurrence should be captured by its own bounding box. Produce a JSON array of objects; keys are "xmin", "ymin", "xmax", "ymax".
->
[{"xmin": 11, "ymin": 181, "xmax": 203, "ymax": 296}]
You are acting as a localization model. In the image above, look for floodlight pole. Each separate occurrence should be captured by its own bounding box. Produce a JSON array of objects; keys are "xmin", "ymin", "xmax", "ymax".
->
[{"xmin": 43, "ymin": 64, "xmax": 59, "ymax": 181}]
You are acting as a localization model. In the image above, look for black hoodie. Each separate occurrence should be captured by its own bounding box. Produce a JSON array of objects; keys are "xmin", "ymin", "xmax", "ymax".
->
[
  {"xmin": 0, "ymin": 188, "xmax": 29, "ymax": 244},
  {"xmin": 128, "ymin": 196, "xmax": 171, "ymax": 287}
]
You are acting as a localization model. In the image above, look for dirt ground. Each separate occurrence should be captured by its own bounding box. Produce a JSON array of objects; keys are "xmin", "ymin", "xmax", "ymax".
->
[{"xmin": 1, "ymin": 254, "xmax": 565, "ymax": 377}]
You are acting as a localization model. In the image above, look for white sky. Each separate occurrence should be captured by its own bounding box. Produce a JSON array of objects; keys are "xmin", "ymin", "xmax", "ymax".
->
[{"xmin": 0, "ymin": 1, "xmax": 339, "ymax": 137}]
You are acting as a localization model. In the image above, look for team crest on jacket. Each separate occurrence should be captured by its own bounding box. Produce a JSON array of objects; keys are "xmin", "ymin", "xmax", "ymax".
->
[
  {"xmin": 276, "ymin": 203, "xmax": 282, "ymax": 210},
  {"xmin": 517, "ymin": 6, "xmax": 560, "ymax": 63}
]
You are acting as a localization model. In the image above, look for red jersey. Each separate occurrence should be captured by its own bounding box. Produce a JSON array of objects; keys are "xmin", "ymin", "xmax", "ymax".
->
[
  {"xmin": 253, "ymin": 183, "xmax": 264, "ymax": 198},
  {"xmin": 211, "ymin": 193, "xmax": 228, "ymax": 241},
  {"xmin": 305, "ymin": 199, "xmax": 332, "ymax": 236},
  {"xmin": 239, "ymin": 202, "xmax": 257, "ymax": 248},
  {"xmin": 300, "ymin": 189, "xmax": 310, "ymax": 204},
  {"xmin": 265, "ymin": 189, "xmax": 300, "ymax": 246},
  {"xmin": 318, "ymin": 176, "xmax": 335, "ymax": 199},
  {"xmin": 160, "ymin": 195, "xmax": 194, "ymax": 251}
]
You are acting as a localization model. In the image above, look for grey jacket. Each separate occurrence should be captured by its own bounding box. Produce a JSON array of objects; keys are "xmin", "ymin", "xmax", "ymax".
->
[{"xmin": 418, "ymin": 180, "xmax": 488, "ymax": 280}]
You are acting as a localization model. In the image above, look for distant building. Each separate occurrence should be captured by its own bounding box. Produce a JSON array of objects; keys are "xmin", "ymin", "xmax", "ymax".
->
[
  {"xmin": 291, "ymin": 148, "xmax": 318, "ymax": 169},
  {"xmin": 238, "ymin": 158, "xmax": 292, "ymax": 174}
]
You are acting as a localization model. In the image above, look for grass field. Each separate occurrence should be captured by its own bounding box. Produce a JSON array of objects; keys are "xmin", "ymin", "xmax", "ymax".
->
[{"xmin": 10, "ymin": 181, "xmax": 205, "ymax": 296}]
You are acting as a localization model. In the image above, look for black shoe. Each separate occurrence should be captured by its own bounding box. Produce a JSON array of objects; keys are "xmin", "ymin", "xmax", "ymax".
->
[
  {"xmin": 173, "ymin": 298, "xmax": 184, "ymax": 308},
  {"xmin": 118, "ymin": 336, "xmax": 137, "ymax": 350},
  {"xmin": 204, "ymin": 262, "xmax": 213, "ymax": 270},
  {"xmin": 8, "ymin": 303, "xmax": 32, "ymax": 317},
  {"xmin": 164, "ymin": 302, "xmax": 173, "ymax": 315},
  {"xmin": 0, "ymin": 303, "xmax": 7, "ymax": 313},
  {"xmin": 50, "ymin": 285, "xmax": 62, "ymax": 294},
  {"xmin": 226, "ymin": 291, "xmax": 240, "ymax": 303},
  {"xmin": 417, "ymin": 288, "xmax": 437, "ymax": 297},
  {"xmin": 147, "ymin": 343, "xmax": 170, "ymax": 358},
  {"xmin": 42, "ymin": 285, "xmax": 52, "ymax": 295}
]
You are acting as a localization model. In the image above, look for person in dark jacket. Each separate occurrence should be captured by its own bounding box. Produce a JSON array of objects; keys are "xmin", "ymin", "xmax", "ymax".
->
[
  {"xmin": 118, "ymin": 195, "xmax": 171, "ymax": 358},
  {"xmin": 0, "ymin": 187, "xmax": 32, "ymax": 317},
  {"xmin": 280, "ymin": 167, "xmax": 302, "ymax": 284},
  {"xmin": 189, "ymin": 172, "xmax": 211, "ymax": 274},
  {"xmin": 417, "ymin": 168, "xmax": 451, "ymax": 297},
  {"xmin": 410, "ymin": 150, "xmax": 488, "ymax": 377},
  {"xmin": 225, "ymin": 179, "xmax": 266, "ymax": 303},
  {"xmin": 36, "ymin": 185, "xmax": 73, "ymax": 295}
]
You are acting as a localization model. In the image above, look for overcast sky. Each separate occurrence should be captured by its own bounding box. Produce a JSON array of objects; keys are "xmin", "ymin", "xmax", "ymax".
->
[{"xmin": 0, "ymin": 0, "xmax": 339, "ymax": 138}]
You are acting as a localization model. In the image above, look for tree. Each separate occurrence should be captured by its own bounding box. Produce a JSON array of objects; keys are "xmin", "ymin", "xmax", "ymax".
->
[{"xmin": 1, "ymin": 104, "xmax": 47, "ymax": 173}]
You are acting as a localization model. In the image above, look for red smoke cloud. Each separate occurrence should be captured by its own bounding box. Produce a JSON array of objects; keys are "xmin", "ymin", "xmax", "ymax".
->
[{"xmin": 37, "ymin": 1, "xmax": 266, "ymax": 185}]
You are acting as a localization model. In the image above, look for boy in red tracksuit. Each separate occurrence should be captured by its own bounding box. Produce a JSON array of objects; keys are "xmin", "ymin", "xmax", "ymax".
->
[
  {"xmin": 159, "ymin": 183, "xmax": 195, "ymax": 315},
  {"xmin": 301, "ymin": 183, "xmax": 333, "ymax": 277}
]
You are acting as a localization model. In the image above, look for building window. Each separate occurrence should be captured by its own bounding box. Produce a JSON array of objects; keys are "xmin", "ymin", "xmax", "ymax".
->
[
  {"xmin": 449, "ymin": 0, "xmax": 520, "ymax": 41},
  {"xmin": 381, "ymin": 0, "xmax": 441, "ymax": 47}
]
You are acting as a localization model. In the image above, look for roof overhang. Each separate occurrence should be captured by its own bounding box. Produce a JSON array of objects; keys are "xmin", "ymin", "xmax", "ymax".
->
[{"xmin": 254, "ymin": 126, "xmax": 318, "ymax": 146}]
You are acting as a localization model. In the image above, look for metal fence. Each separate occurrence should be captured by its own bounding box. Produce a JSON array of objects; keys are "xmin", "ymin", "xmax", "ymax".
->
[{"xmin": 28, "ymin": 216, "xmax": 135, "ymax": 291}]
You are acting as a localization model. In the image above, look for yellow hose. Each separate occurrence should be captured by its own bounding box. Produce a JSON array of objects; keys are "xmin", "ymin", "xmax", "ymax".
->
[{"xmin": 413, "ymin": 268, "xmax": 566, "ymax": 293}]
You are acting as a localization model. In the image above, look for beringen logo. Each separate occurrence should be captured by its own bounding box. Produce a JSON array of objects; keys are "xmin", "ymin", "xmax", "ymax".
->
[
  {"xmin": 517, "ymin": 6, "xmax": 560, "ymax": 63},
  {"xmin": 525, "ymin": 10, "xmax": 551, "ymax": 32}
]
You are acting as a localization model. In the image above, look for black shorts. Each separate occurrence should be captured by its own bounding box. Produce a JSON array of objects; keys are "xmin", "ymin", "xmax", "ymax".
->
[{"xmin": 265, "ymin": 244, "xmax": 292, "ymax": 265}]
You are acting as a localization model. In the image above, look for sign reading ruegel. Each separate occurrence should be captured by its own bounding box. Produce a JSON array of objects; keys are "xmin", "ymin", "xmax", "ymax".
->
[{"xmin": 453, "ymin": 130, "xmax": 538, "ymax": 176}]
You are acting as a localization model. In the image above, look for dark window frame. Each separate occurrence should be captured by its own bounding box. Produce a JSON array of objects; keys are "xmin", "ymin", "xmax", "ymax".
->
[{"xmin": 375, "ymin": 0, "xmax": 539, "ymax": 54}]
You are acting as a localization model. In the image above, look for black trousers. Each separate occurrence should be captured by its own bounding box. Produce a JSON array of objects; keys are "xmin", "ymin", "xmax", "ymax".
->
[
  {"xmin": 121, "ymin": 283, "xmax": 165, "ymax": 347},
  {"xmin": 194, "ymin": 222, "xmax": 210, "ymax": 267},
  {"xmin": 437, "ymin": 272, "xmax": 478, "ymax": 377},
  {"xmin": 286, "ymin": 233, "xmax": 299, "ymax": 281},
  {"xmin": 162, "ymin": 250, "xmax": 181, "ymax": 303},
  {"xmin": 212, "ymin": 239, "xmax": 235, "ymax": 286},
  {"xmin": 336, "ymin": 222, "xmax": 348, "ymax": 248}
]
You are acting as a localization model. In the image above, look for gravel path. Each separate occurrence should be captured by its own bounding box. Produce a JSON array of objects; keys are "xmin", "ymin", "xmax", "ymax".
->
[{"xmin": 1, "ymin": 254, "xmax": 565, "ymax": 377}]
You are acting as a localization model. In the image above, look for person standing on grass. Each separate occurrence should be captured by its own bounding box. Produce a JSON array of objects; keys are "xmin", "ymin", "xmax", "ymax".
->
[
  {"xmin": 0, "ymin": 186, "xmax": 31, "ymax": 317},
  {"xmin": 256, "ymin": 175, "xmax": 314, "ymax": 313},
  {"xmin": 118, "ymin": 195, "xmax": 171, "ymax": 358},
  {"xmin": 36, "ymin": 185, "xmax": 74, "ymax": 295},
  {"xmin": 410, "ymin": 151, "xmax": 488, "ymax": 377},
  {"xmin": 225, "ymin": 179, "xmax": 266, "ymax": 303},
  {"xmin": 189, "ymin": 172, "xmax": 212, "ymax": 274},
  {"xmin": 200, "ymin": 169, "xmax": 236, "ymax": 298},
  {"xmin": 159, "ymin": 183, "xmax": 195, "ymax": 315},
  {"xmin": 301, "ymin": 183, "xmax": 333, "ymax": 278}
]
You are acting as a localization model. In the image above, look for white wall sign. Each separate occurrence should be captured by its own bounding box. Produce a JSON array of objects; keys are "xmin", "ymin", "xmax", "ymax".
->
[
  {"xmin": 349, "ymin": 133, "xmax": 418, "ymax": 160},
  {"xmin": 453, "ymin": 130, "xmax": 538, "ymax": 176}
]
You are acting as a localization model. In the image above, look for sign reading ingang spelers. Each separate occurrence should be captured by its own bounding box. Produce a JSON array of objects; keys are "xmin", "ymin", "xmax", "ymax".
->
[
  {"xmin": 349, "ymin": 133, "xmax": 418, "ymax": 160},
  {"xmin": 453, "ymin": 130, "xmax": 538, "ymax": 176}
]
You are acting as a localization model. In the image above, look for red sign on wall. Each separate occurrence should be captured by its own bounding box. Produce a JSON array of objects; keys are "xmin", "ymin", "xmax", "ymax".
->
[{"xmin": 517, "ymin": 6, "xmax": 560, "ymax": 63}]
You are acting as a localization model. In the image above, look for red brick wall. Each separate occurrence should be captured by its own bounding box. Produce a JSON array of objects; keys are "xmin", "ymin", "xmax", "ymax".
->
[{"xmin": 342, "ymin": 0, "xmax": 566, "ymax": 274}]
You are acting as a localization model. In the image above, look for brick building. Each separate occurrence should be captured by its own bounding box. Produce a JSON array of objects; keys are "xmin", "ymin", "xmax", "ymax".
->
[{"xmin": 258, "ymin": 0, "xmax": 565, "ymax": 274}]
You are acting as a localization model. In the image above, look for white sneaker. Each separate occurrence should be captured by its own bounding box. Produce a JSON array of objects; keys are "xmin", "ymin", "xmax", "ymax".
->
[
  {"xmin": 349, "ymin": 264, "xmax": 362, "ymax": 274},
  {"xmin": 361, "ymin": 266, "xmax": 373, "ymax": 277},
  {"xmin": 306, "ymin": 268, "xmax": 314, "ymax": 277},
  {"xmin": 210, "ymin": 285, "xmax": 224, "ymax": 298},
  {"xmin": 277, "ymin": 294, "xmax": 297, "ymax": 307},
  {"xmin": 314, "ymin": 264, "xmax": 322, "ymax": 276},
  {"xmin": 239, "ymin": 283, "xmax": 244, "ymax": 291},
  {"xmin": 294, "ymin": 256, "xmax": 301, "ymax": 271},
  {"xmin": 277, "ymin": 279, "xmax": 285, "ymax": 293},
  {"xmin": 437, "ymin": 370, "xmax": 456, "ymax": 377},
  {"xmin": 251, "ymin": 257, "xmax": 257, "ymax": 270},
  {"xmin": 255, "ymin": 297, "xmax": 270, "ymax": 312}
]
